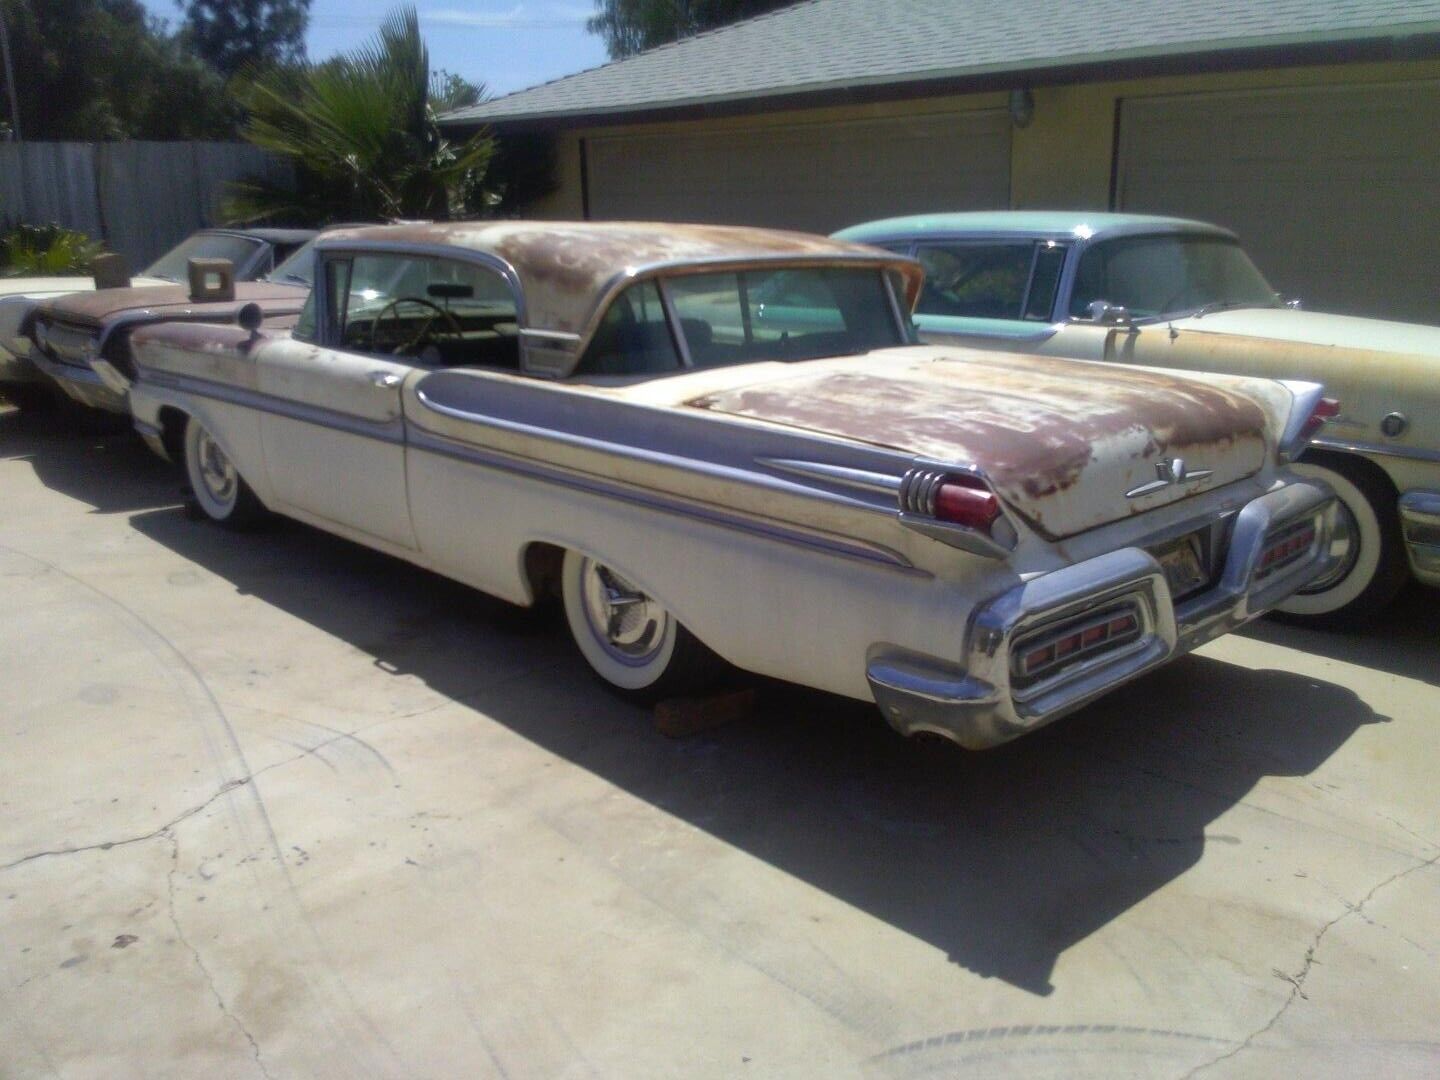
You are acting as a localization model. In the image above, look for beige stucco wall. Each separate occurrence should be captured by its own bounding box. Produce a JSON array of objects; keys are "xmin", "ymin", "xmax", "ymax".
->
[{"xmin": 518, "ymin": 57, "xmax": 1440, "ymax": 221}]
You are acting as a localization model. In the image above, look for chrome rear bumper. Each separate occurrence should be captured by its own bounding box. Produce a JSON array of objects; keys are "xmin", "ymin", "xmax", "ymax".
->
[{"xmin": 867, "ymin": 479, "xmax": 1338, "ymax": 750}]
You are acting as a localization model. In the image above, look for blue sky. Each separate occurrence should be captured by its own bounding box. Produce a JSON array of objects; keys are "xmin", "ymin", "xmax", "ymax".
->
[{"xmin": 143, "ymin": 1, "xmax": 612, "ymax": 97}]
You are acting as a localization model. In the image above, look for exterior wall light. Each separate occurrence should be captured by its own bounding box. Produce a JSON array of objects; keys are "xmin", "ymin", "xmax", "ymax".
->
[{"xmin": 1009, "ymin": 88, "xmax": 1035, "ymax": 129}]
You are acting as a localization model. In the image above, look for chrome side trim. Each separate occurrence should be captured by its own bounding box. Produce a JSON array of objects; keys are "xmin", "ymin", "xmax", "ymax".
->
[
  {"xmin": 1309, "ymin": 436, "xmax": 1440, "ymax": 466},
  {"xmin": 144, "ymin": 369, "xmax": 405, "ymax": 446},
  {"xmin": 407, "ymin": 426, "xmax": 919, "ymax": 573},
  {"xmin": 757, "ymin": 457, "xmax": 902, "ymax": 497}
]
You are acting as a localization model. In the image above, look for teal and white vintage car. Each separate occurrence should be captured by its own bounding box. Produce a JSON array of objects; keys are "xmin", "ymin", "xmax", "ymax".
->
[
  {"xmin": 835, "ymin": 212, "xmax": 1440, "ymax": 625},
  {"xmin": 122, "ymin": 222, "xmax": 1338, "ymax": 750}
]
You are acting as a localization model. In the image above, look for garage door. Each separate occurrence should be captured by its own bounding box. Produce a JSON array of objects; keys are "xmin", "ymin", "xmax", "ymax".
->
[
  {"xmin": 1117, "ymin": 81, "xmax": 1440, "ymax": 325},
  {"xmin": 585, "ymin": 109, "xmax": 1011, "ymax": 234}
]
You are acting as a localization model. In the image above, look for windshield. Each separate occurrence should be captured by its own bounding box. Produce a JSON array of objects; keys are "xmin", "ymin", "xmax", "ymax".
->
[
  {"xmin": 576, "ymin": 267, "xmax": 905, "ymax": 377},
  {"xmin": 267, "ymin": 238, "xmax": 318, "ymax": 286},
  {"xmin": 1069, "ymin": 234, "xmax": 1279, "ymax": 321},
  {"xmin": 143, "ymin": 233, "xmax": 264, "ymax": 282}
]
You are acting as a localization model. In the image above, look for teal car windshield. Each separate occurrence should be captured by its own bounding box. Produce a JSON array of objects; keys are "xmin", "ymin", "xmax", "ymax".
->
[{"xmin": 1069, "ymin": 235, "xmax": 1280, "ymax": 321}]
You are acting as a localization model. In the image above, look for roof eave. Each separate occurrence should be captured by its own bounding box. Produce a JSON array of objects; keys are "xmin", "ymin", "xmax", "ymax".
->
[{"xmin": 440, "ymin": 27, "xmax": 1440, "ymax": 132}]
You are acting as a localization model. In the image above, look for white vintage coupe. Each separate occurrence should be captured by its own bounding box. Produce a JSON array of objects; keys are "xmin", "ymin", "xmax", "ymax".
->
[{"xmin": 122, "ymin": 222, "xmax": 1338, "ymax": 749}]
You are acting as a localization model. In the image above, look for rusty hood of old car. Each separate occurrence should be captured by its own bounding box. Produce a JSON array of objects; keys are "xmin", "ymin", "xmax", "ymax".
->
[
  {"xmin": 686, "ymin": 348, "xmax": 1278, "ymax": 539},
  {"xmin": 39, "ymin": 280, "xmax": 307, "ymax": 327}
]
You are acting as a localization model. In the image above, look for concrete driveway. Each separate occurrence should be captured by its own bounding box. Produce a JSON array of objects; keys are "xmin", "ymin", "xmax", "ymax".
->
[{"xmin": 1, "ymin": 407, "xmax": 1436, "ymax": 1079}]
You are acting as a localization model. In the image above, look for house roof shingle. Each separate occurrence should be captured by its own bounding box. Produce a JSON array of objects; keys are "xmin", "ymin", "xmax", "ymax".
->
[{"xmin": 440, "ymin": 0, "xmax": 1440, "ymax": 128}]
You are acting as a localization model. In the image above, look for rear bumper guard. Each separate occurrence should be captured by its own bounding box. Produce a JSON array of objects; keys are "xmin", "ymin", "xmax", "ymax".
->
[{"xmin": 867, "ymin": 479, "xmax": 1338, "ymax": 750}]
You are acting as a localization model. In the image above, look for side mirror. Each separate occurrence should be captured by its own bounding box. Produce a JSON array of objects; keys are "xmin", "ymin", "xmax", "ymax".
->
[
  {"xmin": 237, "ymin": 302, "xmax": 264, "ymax": 334},
  {"xmin": 91, "ymin": 253, "xmax": 132, "ymax": 290},
  {"xmin": 1088, "ymin": 299, "xmax": 1133, "ymax": 327},
  {"xmin": 188, "ymin": 258, "xmax": 235, "ymax": 302}
]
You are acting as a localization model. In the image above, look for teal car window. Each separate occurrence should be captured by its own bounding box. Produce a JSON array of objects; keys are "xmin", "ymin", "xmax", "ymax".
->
[
  {"xmin": 1069, "ymin": 235, "xmax": 1279, "ymax": 320},
  {"xmin": 1024, "ymin": 243, "xmax": 1067, "ymax": 321},
  {"xmin": 914, "ymin": 243, "xmax": 1035, "ymax": 319}
]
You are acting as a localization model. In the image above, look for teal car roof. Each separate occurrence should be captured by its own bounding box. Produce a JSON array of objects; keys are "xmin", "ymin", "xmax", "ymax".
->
[{"xmin": 834, "ymin": 211, "xmax": 1237, "ymax": 244}]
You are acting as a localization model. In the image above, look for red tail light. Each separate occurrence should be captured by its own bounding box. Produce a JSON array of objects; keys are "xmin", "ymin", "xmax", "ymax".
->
[
  {"xmin": 1299, "ymin": 397, "xmax": 1340, "ymax": 444},
  {"xmin": 933, "ymin": 478, "xmax": 1001, "ymax": 531}
]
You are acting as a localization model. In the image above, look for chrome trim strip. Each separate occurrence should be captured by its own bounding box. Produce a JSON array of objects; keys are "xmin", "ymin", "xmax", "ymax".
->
[
  {"xmin": 756, "ymin": 457, "xmax": 902, "ymax": 496},
  {"xmin": 406, "ymin": 425, "xmax": 919, "ymax": 573},
  {"xmin": 145, "ymin": 369, "xmax": 406, "ymax": 446},
  {"xmin": 1309, "ymin": 436, "xmax": 1440, "ymax": 466},
  {"xmin": 412, "ymin": 382, "xmax": 904, "ymax": 520}
]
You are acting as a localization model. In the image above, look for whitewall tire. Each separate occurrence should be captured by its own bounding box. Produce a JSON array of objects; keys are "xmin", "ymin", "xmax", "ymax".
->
[
  {"xmin": 183, "ymin": 417, "xmax": 266, "ymax": 529},
  {"xmin": 1275, "ymin": 454, "xmax": 1406, "ymax": 624},
  {"xmin": 560, "ymin": 549, "xmax": 725, "ymax": 701}
]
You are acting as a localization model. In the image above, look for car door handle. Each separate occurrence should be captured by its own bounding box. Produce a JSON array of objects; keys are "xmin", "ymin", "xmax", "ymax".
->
[{"xmin": 368, "ymin": 371, "xmax": 403, "ymax": 389}]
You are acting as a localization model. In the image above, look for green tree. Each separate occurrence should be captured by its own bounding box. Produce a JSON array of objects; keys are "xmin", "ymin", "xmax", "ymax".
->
[
  {"xmin": 225, "ymin": 6, "xmax": 495, "ymax": 225},
  {"xmin": 182, "ymin": 0, "xmax": 311, "ymax": 78},
  {"xmin": 0, "ymin": 0, "xmax": 239, "ymax": 139},
  {"xmin": 587, "ymin": 0, "xmax": 796, "ymax": 59}
]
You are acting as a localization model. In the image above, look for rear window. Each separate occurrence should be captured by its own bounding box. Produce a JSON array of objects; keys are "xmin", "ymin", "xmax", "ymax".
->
[{"xmin": 575, "ymin": 267, "xmax": 902, "ymax": 377}]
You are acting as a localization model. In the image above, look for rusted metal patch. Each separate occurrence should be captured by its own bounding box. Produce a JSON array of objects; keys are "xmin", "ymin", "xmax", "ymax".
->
[
  {"xmin": 689, "ymin": 349, "xmax": 1270, "ymax": 538},
  {"xmin": 41, "ymin": 281, "xmax": 305, "ymax": 325}
]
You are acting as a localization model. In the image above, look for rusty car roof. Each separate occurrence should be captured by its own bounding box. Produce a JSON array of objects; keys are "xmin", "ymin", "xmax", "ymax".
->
[{"xmin": 314, "ymin": 220, "xmax": 924, "ymax": 348}]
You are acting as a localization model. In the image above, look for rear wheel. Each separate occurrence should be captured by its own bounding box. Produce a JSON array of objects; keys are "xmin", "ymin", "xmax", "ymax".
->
[
  {"xmin": 560, "ymin": 549, "xmax": 725, "ymax": 702},
  {"xmin": 183, "ymin": 417, "xmax": 267, "ymax": 529},
  {"xmin": 1274, "ymin": 453, "xmax": 1407, "ymax": 625}
]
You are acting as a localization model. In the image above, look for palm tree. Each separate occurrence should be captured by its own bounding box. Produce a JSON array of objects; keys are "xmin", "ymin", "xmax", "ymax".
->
[{"xmin": 223, "ymin": 6, "xmax": 494, "ymax": 224}]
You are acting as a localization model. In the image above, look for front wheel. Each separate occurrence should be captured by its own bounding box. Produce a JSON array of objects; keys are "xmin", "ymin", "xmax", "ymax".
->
[
  {"xmin": 183, "ymin": 417, "xmax": 267, "ymax": 529},
  {"xmin": 560, "ymin": 549, "xmax": 725, "ymax": 702},
  {"xmin": 1273, "ymin": 453, "xmax": 1407, "ymax": 625}
]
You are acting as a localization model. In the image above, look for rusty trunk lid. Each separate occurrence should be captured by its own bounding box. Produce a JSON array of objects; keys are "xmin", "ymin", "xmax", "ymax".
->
[{"xmin": 687, "ymin": 349, "xmax": 1274, "ymax": 539}]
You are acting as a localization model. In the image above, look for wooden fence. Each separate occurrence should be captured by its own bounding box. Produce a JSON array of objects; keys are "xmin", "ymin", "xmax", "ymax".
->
[{"xmin": 0, "ymin": 141, "xmax": 291, "ymax": 270}]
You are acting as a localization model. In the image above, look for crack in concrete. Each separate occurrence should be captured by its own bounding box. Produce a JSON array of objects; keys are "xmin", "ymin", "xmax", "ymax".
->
[
  {"xmin": 0, "ymin": 779, "xmax": 251, "ymax": 872},
  {"xmin": 1, "ymin": 719, "xmax": 394, "ymax": 874},
  {"xmin": 165, "ymin": 832, "xmax": 274, "ymax": 1080},
  {"xmin": 1181, "ymin": 848, "xmax": 1440, "ymax": 1078}
]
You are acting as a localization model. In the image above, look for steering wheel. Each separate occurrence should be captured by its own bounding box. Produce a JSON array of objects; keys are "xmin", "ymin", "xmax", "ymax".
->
[{"xmin": 367, "ymin": 297, "xmax": 465, "ymax": 356}]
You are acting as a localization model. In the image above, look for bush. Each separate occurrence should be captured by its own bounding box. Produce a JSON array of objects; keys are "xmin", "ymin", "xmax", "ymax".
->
[{"xmin": 0, "ymin": 223, "xmax": 106, "ymax": 277}]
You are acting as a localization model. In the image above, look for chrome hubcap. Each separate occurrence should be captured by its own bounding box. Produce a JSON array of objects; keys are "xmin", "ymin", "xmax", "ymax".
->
[
  {"xmin": 1299, "ymin": 500, "xmax": 1358, "ymax": 594},
  {"xmin": 195, "ymin": 430, "xmax": 237, "ymax": 505},
  {"xmin": 579, "ymin": 560, "xmax": 665, "ymax": 665}
]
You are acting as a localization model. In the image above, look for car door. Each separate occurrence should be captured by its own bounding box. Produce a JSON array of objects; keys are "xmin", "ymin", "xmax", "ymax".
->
[{"xmin": 256, "ymin": 251, "xmax": 425, "ymax": 550}]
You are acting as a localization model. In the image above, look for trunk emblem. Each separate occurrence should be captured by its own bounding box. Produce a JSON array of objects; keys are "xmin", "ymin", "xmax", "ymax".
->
[{"xmin": 1126, "ymin": 458, "xmax": 1213, "ymax": 499}]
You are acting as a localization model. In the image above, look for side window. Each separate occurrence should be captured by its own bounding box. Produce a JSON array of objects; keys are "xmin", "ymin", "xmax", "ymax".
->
[
  {"xmin": 328, "ymin": 253, "xmax": 519, "ymax": 367},
  {"xmin": 575, "ymin": 281, "xmax": 680, "ymax": 376},
  {"xmin": 914, "ymin": 243, "xmax": 1035, "ymax": 320},
  {"xmin": 1024, "ymin": 243, "xmax": 1067, "ymax": 321}
]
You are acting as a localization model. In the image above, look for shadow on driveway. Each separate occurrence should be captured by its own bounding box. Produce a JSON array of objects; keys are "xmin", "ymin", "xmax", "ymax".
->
[
  {"xmin": 9, "ymin": 422, "xmax": 1382, "ymax": 997},
  {"xmin": 1237, "ymin": 584, "xmax": 1438, "ymax": 687}
]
